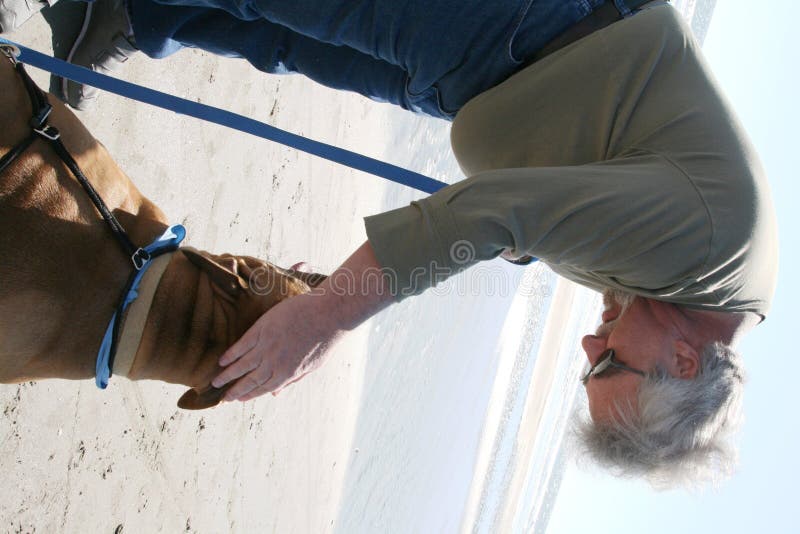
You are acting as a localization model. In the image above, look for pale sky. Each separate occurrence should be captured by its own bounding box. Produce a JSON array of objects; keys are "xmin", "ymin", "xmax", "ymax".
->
[{"xmin": 547, "ymin": 2, "xmax": 798, "ymax": 533}]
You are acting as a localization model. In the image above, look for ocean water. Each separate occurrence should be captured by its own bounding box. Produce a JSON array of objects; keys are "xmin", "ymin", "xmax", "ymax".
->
[{"xmin": 330, "ymin": 111, "xmax": 602, "ymax": 533}]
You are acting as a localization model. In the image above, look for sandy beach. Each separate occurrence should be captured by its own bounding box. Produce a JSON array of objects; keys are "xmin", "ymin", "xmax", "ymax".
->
[{"xmin": 1, "ymin": 9, "xmax": 599, "ymax": 533}]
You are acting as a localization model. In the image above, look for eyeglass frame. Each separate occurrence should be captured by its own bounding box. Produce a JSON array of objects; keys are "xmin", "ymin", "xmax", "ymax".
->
[{"xmin": 581, "ymin": 348, "xmax": 646, "ymax": 385}]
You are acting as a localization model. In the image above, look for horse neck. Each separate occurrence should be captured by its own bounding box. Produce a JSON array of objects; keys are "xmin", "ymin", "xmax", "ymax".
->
[{"xmin": 0, "ymin": 58, "xmax": 170, "ymax": 381}]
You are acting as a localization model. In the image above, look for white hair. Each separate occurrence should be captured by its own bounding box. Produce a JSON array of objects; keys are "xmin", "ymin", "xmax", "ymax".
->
[{"xmin": 576, "ymin": 341, "xmax": 745, "ymax": 488}]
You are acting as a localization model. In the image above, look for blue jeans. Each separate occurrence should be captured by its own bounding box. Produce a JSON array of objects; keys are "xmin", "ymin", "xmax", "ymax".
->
[{"xmin": 127, "ymin": 0, "xmax": 641, "ymax": 119}]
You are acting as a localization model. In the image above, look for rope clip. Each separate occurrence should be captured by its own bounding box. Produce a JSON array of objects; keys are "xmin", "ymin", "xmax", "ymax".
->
[{"xmin": 0, "ymin": 43, "xmax": 20, "ymax": 64}]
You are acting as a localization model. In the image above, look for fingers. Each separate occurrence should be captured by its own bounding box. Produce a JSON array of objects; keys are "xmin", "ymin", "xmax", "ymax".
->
[
  {"xmin": 218, "ymin": 330, "xmax": 258, "ymax": 367},
  {"xmin": 241, "ymin": 369, "xmax": 308, "ymax": 401},
  {"xmin": 222, "ymin": 372, "xmax": 272, "ymax": 402},
  {"xmin": 240, "ymin": 385, "xmax": 272, "ymax": 402},
  {"xmin": 210, "ymin": 294, "xmax": 327, "ymax": 403},
  {"xmin": 212, "ymin": 315, "xmax": 285, "ymax": 401},
  {"xmin": 212, "ymin": 350, "xmax": 259, "ymax": 390},
  {"xmin": 225, "ymin": 365, "xmax": 288, "ymax": 402}
]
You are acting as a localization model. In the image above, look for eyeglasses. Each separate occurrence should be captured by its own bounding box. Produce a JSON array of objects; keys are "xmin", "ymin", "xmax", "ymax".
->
[{"xmin": 581, "ymin": 348, "xmax": 646, "ymax": 385}]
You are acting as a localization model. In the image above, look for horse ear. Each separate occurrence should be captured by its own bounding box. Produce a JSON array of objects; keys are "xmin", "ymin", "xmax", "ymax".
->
[
  {"xmin": 289, "ymin": 271, "xmax": 327, "ymax": 288},
  {"xmin": 177, "ymin": 384, "xmax": 229, "ymax": 410},
  {"xmin": 182, "ymin": 247, "xmax": 246, "ymax": 298}
]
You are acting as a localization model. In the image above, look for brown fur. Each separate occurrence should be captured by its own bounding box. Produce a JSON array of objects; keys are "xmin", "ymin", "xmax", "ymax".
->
[{"xmin": 0, "ymin": 56, "xmax": 324, "ymax": 409}]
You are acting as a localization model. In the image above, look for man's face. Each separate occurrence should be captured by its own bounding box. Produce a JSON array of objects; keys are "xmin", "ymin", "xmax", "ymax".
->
[{"xmin": 581, "ymin": 290, "xmax": 679, "ymax": 422}]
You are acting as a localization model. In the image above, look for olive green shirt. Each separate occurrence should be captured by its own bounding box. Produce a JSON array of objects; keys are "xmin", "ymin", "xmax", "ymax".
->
[{"xmin": 364, "ymin": 4, "xmax": 778, "ymax": 317}]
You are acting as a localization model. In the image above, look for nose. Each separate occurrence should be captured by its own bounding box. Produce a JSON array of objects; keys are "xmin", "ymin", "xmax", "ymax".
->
[{"xmin": 581, "ymin": 334, "xmax": 607, "ymax": 365}]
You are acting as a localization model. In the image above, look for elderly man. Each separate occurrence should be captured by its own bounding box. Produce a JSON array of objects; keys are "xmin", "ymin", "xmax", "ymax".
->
[{"xmin": 2, "ymin": 0, "xmax": 778, "ymax": 483}]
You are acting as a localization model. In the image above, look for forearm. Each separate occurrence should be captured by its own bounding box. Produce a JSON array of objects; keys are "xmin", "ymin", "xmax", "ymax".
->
[{"xmin": 313, "ymin": 240, "xmax": 395, "ymax": 331}]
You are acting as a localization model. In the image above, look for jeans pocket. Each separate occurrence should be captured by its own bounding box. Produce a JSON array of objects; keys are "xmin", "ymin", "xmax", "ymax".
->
[{"xmin": 507, "ymin": 0, "xmax": 596, "ymax": 64}]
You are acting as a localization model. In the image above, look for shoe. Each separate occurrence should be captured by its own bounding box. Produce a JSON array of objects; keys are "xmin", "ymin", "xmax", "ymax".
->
[
  {"xmin": 62, "ymin": 0, "xmax": 138, "ymax": 110},
  {"xmin": 0, "ymin": 0, "xmax": 53, "ymax": 33}
]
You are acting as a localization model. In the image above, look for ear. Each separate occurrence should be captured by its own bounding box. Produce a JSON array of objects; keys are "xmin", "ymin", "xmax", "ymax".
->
[
  {"xmin": 289, "ymin": 271, "xmax": 328, "ymax": 289},
  {"xmin": 182, "ymin": 247, "xmax": 247, "ymax": 298},
  {"xmin": 672, "ymin": 339, "xmax": 700, "ymax": 379},
  {"xmin": 177, "ymin": 384, "xmax": 230, "ymax": 410}
]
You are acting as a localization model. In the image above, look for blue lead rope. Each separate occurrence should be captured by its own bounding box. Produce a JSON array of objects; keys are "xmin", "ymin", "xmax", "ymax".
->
[
  {"xmin": 0, "ymin": 37, "xmax": 448, "ymax": 194},
  {"xmin": 2, "ymin": 41, "xmax": 534, "ymax": 388},
  {"xmin": 96, "ymin": 224, "xmax": 186, "ymax": 388}
]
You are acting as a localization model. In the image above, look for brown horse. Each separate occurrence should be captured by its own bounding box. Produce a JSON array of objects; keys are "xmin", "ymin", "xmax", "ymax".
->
[{"xmin": 0, "ymin": 48, "xmax": 323, "ymax": 409}]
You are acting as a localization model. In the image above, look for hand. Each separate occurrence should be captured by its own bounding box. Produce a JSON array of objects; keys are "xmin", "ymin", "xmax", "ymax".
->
[
  {"xmin": 212, "ymin": 241, "xmax": 393, "ymax": 402},
  {"xmin": 211, "ymin": 291, "xmax": 343, "ymax": 401}
]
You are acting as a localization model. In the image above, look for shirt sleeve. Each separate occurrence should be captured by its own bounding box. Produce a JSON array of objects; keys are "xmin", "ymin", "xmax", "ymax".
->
[{"xmin": 364, "ymin": 153, "xmax": 713, "ymax": 301}]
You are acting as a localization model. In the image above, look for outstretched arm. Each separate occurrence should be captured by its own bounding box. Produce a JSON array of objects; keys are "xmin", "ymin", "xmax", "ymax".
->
[{"xmin": 212, "ymin": 240, "xmax": 393, "ymax": 401}]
